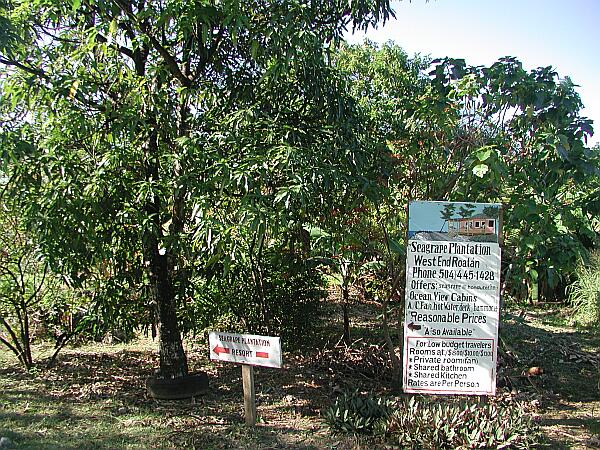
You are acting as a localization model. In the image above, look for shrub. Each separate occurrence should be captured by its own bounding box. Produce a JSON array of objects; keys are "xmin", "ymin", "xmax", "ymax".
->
[
  {"xmin": 324, "ymin": 393, "xmax": 540, "ymax": 449},
  {"xmin": 379, "ymin": 397, "xmax": 539, "ymax": 449},
  {"xmin": 569, "ymin": 251, "xmax": 600, "ymax": 328},
  {"xmin": 323, "ymin": 391, "xmax": 393, "ymax": 434},
  {"xmin": 185, "ymin": 250, "xmax": 326, "ymax": 349}
]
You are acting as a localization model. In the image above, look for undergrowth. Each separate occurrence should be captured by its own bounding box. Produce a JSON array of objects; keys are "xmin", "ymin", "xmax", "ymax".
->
[
  {"xmin": 569, "ymin": 251, "xmax": 600, "ymax": 328},
  {"xmin": 323, "ymin": 392, "xmax": 539, "ymax": 449}
]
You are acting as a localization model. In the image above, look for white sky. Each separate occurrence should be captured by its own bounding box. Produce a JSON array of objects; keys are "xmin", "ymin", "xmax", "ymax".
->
[{"xmin": 346, "ymin": 0, "xmax": 600, "ymax": 147}]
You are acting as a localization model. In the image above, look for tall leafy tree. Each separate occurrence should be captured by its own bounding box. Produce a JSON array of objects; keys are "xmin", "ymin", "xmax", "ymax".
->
[
  {"xmin": 0, "ymin": 0, "xmax": 393, "ymax": 378},
  {"xmin": 337, "ymin": 41, "xmax": 599, "ymax": 303},
  {"xmin": 431, "ymin": 57, "xmax": 599, "ymax": 300}
]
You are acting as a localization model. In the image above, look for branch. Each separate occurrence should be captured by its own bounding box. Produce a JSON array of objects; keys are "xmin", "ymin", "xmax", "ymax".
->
[
  {"xmin": 94, "ymin": 33, "xmax": 135, "ymax": 60},
  {"xmin": 110, "ymin": 0, "xmax": 192, "ymax": 87},
  {"xmin": 37, "ymin": 26, "xmax": 80, "ymax": 45},
  {"xmin": 194, "ymin": 26, "xmax": 226, "ymax": 80},
  {"xmin": 0, "ymin": 333, "xmax": 24, "ymax": 363},
  {"xmin": 0, "ymin": 316, "xmax": 25, "ymax": 362},
  {"xmin": 26, "ymin": 263, "xmax": 48, "ymax": 307},
  {"xmin": 17, "ymin": 255, "xmax": 26, "ymax": 297},
  {"xmin": 46, "ymin": 329, "xmax": 77, "ymax": 368},
  {"xmin": 0, "ymin": 56, "xmax": 48, "ymax": 79},
  {"xmin": 1, "ymin": 55, "xmax": 107, "ymax": 113},
  {"xmin": 0, "ymin": 265, "xmax": 22, "ymax": 295},
  {"xmin": 142, "ymin": 30, "xmax": 192, "ymax": 87}
]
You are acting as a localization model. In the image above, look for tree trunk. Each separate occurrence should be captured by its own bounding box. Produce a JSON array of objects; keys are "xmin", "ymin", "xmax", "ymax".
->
[
  {"xmin": 21, "ymin": 302, "xmax": 33, "ymax": 367},
  {"xmin": 151, "ymin": 245, "xmax": 189, "ymax": 379},
  {"xmin": 144, "ymin": 116, "xmax": 188, "ymax": 379},
  {"xmin": 341, "ymin": 284, "xmax": 350, "ymax": 345},
  {"xmin": 145, "ymin": 215, "xmax": 188, "ymax": 378}
]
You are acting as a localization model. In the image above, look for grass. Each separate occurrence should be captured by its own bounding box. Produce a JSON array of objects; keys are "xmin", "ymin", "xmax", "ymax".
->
[
  {"xmin": 0, "ymin": 299, "xmax": 599, "ymax": 449},
  {"xmin": 569, "ymin": 251, "xmax": 600, "ymax": 329}
]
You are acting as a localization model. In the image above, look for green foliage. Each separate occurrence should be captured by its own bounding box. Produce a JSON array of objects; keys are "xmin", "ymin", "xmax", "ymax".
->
[
  {"xmin": 0, "ymin": 196, "xmax": 81, "ymax": 367},
  {"xmin": 379, "ymin": 397, "xmax": 539, "ymax": 449},
  {"xmin": 0, "ymin": 0, "xmax": 395, "ymax": 376},
  {"xmin": 322, "ymin": 391, "xmax": 393, "ymax": 434},
  {"xmin": 324, "ymin": 393, "xmax": 539, "ymax": 449},
  {"xmin": 337, "ymin": 41, "xmax": 599, "ymax": 303},
  {"xmin": 185, "ymin": 250, "xmax": 326, "ymax": 348},
  {"xmin": 428, "ymin": 57, "xmax": 599, "ymax": 302},
  {"xmin": 569, "ymin": 251, "xmax": 600, "ymax": 328}
]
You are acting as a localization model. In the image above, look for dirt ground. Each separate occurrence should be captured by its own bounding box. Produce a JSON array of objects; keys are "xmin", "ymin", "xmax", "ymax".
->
[{"xmin": 0, "ymin": 301, "xmax": 598, "ymax": 449}]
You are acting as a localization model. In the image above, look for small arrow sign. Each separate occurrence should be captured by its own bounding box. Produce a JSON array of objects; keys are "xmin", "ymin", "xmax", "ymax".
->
[
  {"xmin": 213, "ymin": 345, "xmax": 230, "ymax": 355},
  {"xmin": 408, "ymin": 322, "xmax": 422, "ymax": 331},
  {"xmin": 209, "ymin": 331, "xmax": 282, "ymax": 368}
]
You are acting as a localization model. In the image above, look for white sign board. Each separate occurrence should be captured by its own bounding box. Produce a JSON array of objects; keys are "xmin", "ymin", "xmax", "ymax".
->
[
  {"xmin": 403, "ymin": 201, "xmax": 502, "ymax": 396},
  {"xmin": 208, "ymin": 331, "xmax": 282, "ymax": 369}
]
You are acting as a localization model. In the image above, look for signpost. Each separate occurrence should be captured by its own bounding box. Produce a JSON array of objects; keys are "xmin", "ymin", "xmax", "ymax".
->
[
  {"xmin": 209, "ymin": 331, "xmax": 282, "ymax": 425},
  {"xmin": 402, "ymin": 201, "xmax": 502, "ymax": 395}
]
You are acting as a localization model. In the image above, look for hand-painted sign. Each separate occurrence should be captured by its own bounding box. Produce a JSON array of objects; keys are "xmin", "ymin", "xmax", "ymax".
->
[
  {"xmin": 208, "ymin": 331, "xmax": 282, "ymax": 369},
  {"xmin": 403, "ymin": 201, "xmax": 502, "ymax": 395}
]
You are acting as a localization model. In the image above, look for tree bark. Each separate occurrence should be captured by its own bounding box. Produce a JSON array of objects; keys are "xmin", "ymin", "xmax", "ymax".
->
[
  {"xmin": 144, "ymin": 119, "xmax": 188, "ymax": 379},
  {"xmin": 149, "ymin": 241, "xmax": 189, "ymax": 379},
  {"xmin": 341, "ymin": 284, "xmax": 350, "ymax": 345}
]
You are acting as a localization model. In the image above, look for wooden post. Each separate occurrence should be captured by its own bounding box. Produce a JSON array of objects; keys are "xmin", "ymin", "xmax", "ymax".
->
[{"xmin": 242, "ymin": 364, "xmax": 256, "ymax": 426}]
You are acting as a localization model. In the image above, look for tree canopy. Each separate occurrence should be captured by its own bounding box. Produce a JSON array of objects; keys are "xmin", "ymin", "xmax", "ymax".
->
[{"xmin": 0, "ymin": 0, "xmax": 394, "ymax": 377}]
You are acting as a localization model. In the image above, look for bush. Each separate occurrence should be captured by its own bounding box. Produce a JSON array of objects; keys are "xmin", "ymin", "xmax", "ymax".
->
[
  {"xmin": 185, "ymin": 250, "xmax": 326, "ymax": 349},
  {"xmin": 379, "ymin": 397, "xmax": 539, "ymax": 449},
  {"xmin": 323, "ymin": 393, "xmax": 540, "ymax": 449},
  {"xmin": 323, "ymin": 391, "xmax": 393, "ymax": 434},
  {"xmin": 569, "ymin": 251, "xmax": 600, "ymax": 328}
]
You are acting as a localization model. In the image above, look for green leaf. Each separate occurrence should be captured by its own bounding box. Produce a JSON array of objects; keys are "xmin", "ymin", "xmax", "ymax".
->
[
  {"xmin": 72, "ymin": 0, "xmax": 82, "ymax": 12},
  {"xmin": 475, "ymin": 147, "xmax": 493, "ymax": 161},
  {"xmin": 472, "ymin": 163, "xmax": 489, "ymax": 178},
  {"xmin": 529, "ymin": 268, "xmax": 538, "ymax": 281},
  {"xmin": 325, "ymin": 273, "xmax": 343, "ymax": 285},
  {"xmin": 387, "ymin": 238, "xmax": 404, "ymax": 255},
  {"xmin": 305, "ymin": 225, "xmax": 331, "ymax": 239},
  {"xmin": 109, "ymin": 19, "xmax": 118, "ymax": 36}
]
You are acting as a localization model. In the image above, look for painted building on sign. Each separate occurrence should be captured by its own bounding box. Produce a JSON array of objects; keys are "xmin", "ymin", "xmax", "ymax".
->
[{"xmin": 448, "ymin": 214, "xmax": 497, "ymax": 236}]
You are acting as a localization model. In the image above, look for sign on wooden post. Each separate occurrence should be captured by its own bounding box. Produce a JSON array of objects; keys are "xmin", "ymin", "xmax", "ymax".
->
[
  {"xmin": 208, "ymin": 331, "xmax": 282, "ymax": 426},
  {"xmin": 402, "ymin": 201, "xmax": 502, "ymax": 396}
]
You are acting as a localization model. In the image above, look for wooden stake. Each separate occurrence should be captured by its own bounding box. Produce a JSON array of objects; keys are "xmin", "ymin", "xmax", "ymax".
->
[{"xmin": 242, "ymin": 364, "xmax": 256, "ymax": 426}]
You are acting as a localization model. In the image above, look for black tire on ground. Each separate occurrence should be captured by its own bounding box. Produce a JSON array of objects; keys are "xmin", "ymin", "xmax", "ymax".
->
[{"xmin": 146, "ymin": 372, "xmax": 209, "ymax": 400}]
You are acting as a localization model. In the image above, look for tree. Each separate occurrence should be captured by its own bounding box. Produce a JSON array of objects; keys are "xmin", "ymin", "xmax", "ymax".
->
[
  {"xmin": 440, "ymin": 203, "xmax": 456, "ymax": 232},
  {"xmin": 339, "ymin": 42, "xmax": 598, "ymax": 302},
  {"xmin": 0, "ymin": 191, "xmax": 83, "ymax": 368},
  {"xmin": 333, "ymin": 41, "xmax": 599, "ymax": 390},
  {"xmin": 429, "ymin": 57, "xmax": 599, "ymax": 301},
  {"xmin": 458, "ymin": 203, "xmax": 476, "ymax": 235},
  {"xmin": 0, "ymin": 0, "xmax": 394, "ymax": 378},
  {"xmin": 0, "ymin": 199, "xmax": 48, "ymax": 368},
  {"xmin": 306, "ymin": 201, "xmax": 383, "ymax": 345}
]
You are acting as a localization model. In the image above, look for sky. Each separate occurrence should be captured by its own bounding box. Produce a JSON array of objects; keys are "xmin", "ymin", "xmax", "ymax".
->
[{"xmin": 346, "ymin": 0, "xmax": 600, "ymax": 147}]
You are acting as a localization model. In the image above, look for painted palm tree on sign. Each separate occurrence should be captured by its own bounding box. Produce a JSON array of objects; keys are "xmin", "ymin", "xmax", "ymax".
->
[{"xmin": 439, "ymin": 203, "xmax": 456, "ymax": 232}]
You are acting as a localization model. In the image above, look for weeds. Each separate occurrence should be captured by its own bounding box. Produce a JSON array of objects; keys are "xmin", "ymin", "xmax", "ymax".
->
[
  {"xmin": 323, "ymin": 392, "xmax": 540, "ymax": 449},
  {"xmin": 569, "ymin": 251, "xmax": 600, "ymax": 328}
]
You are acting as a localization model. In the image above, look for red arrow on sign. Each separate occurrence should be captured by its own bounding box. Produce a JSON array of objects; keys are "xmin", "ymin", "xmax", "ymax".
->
[
  {"xmin": 256, "ymin": 351, "xmax": 269, "ymax": 358},
  {"xmin": 213, "ymin": 345, "xmax": 230, "ymax": 355}
]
